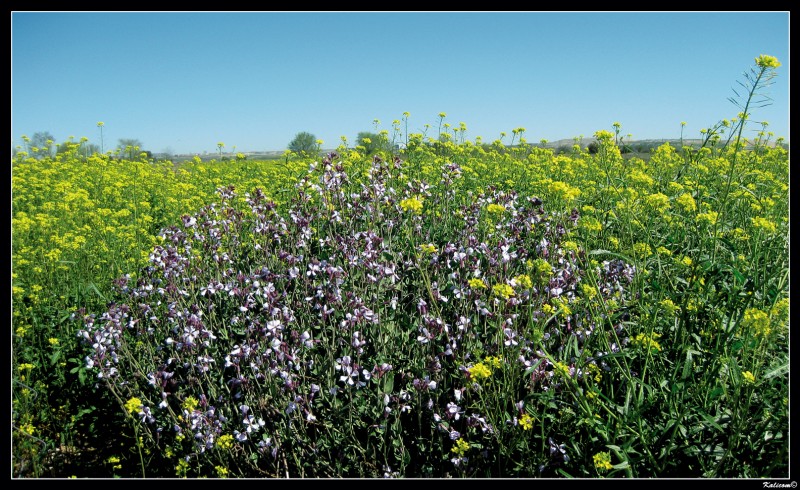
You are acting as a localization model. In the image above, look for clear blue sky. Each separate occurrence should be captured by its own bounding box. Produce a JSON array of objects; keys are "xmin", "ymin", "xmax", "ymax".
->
[{"xmin": 12, "ymin": 12, "xmax": 789, "ymax": 155}]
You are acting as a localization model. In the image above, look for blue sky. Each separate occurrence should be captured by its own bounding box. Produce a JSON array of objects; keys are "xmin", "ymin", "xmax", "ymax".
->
[{"xmin": 11, "ymin": 12, "xmax": 789, "ymax": 155}]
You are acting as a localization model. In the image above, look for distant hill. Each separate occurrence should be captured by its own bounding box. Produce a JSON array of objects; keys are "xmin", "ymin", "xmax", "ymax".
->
[{"xmin": 167, "ymin": 138, "xmax": 785, "ymax": 162}]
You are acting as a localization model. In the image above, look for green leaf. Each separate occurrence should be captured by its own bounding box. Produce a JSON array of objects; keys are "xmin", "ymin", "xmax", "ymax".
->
[
  {"xmin": 86, "ymin": 282, "xmax": 106, "ymax": 300},
  {"xmin": 682, "ymin": 349, "xmax": 701, "ymax": 379},
  {"xmin": 588, "ymin": 249, "xmax": 634, "ymax": 264},
  {"xmin": 764, "ymin": 361, "xmax": 789, "ymax": 379},
  {"xmin": 557, "ymin": 468, "xmax": 574, "ymax": 478}
]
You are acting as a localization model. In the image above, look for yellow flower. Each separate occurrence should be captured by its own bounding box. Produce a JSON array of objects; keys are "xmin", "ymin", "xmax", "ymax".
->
[
  {"xmin": 486, "ymin": 203, "xmax": 506, "ymax": 215},
  {"xmin": 468, "ymin": 362, "xmax": 492, "ymax": 380},
  {"xmin": 553, "ymin": 361, "xmax": 572, "ymax": 378},
  {"xmin": 48, "ymin": 338, "xmax": 59, "ymax": 346},
  {"xmin": 468, "ymin": 278, "xmax": 487, "ymax": 290},
  {"xmin": 580, "ymin": 216, "xmax": 602, "ymax": 233},
  {"xmin": 751, "ymin": 217, "xmax": 777, "ymax": 234},
  {"xmin": 124, "ymin": 397, "xmax": 143, "ymax": 417},
  {"xmin": 216, "ymin": 434, "xmax": 234, "ymax": 450},
  {"xmin": 215, "ymin": 465, "xmax": 229, "ymax": 478},
  {"xmin": 696, "ymin": 211, "xmax": 719, "ymax": 226},
  {"xmin": 513, "ymin": 274, "xmax": 532, "ymax": 289},
  {"xmin": 484, "ymin": 356, "xmax": 502, "ymax": 369},
  {"xmin": 563, "ymin": 240, "xmax": 579, "ymax": 252},
  {"xmin": 519, "ymin": 413, "xmax": 534, "ymax": 431},
  {"xmin": 399, "ymin": 197, "xmax": 423, "ymax": 214},
  {"xmin": 770, "ymin": 298, "xmax": 789, "ymax": 325},
  {"xmin": 451, "ymin": 437, "xmax": 469, "ymax": 456},
  {"xmin": 659, "ymin": 299, "xmax": 680, "ymax": 316},
  {"xmin": 593, "ymin": 451, "xmax": 613, "ymax": 471},
  {"xmin": 755, "ymin": 54, "xmax": 781, "ymax": 69},
  {"xmin": 633, "ymin": 242, "xmax": 652, "ymax": 257},
  {"xmin": 594, "ymin": 130, "xmax": 614, "ymax": 141},
  {"xmin": 631, "ymin": 332, "xmax": 662, "ymax": 353},
  {"xmin": 581, "ymin": 284, "xmax": 598, "ymax": 300},
  {"xmin": 175, "ymin": 459, "xmax": 190, "ymax": 477},
  {"xmin": 492, "ymin": 283, "xmax": 515, "ymax": 300},
  {"xmin": 742, "ymin": 371, "xmax": 756, "ymax": 384},
  {"xmin": 644, "ymin": 192, "xmax": 670, "ymax": 212},
  {"xmin": 530, "ymin": 258, "xmax": 551, "ymax": 277},
  {"xmin": 182, "ymin": 396, "xmax": 199, "ymax": 412},
  {"xmin": 742, "ymin": 308, "xmax": 771, "ymax": 337},
  {"xmin": 419, "ymin": 243, "xmax": 437, "ymax": 254},
  {"xmin": 106, "ymin": 456, "xmax": 122, "ymax": 470}
]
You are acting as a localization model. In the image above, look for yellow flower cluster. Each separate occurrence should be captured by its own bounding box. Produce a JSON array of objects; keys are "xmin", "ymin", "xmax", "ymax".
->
[
  {"xmin": 593, "ymin": 451, "xmax": 613, "ymax": 471},
  {"xmin": 468, "ymin": 362, "xmax": 492, "ymax": 381},
  {"xmin": 484, "ymin": 356, "xmax": 503, "ymax": 369},
  {"xmin": 182, "ymin": 396, "xmax": 199, "ymax": 412},
  {"xmin": 696, "ymin": 211, "xmax": 719, "ymax": 226},
  {"xmin": 631, "ymin": 332, "xmax": 662, "ymax": 353},
  {"xmin": 486, "ymin": 203, "xmax": 506, "ymax": 215},
  {"xmin": 216, "ymin": 434, "xmax": 234, "ymax": 450},
  {"xmin": 419, "ymin": 243, "xmax": 438, "ymax": 254},
  {"xmin": 399, "ymin": 197, "xmax": 424, "ymax": 214},
  {"xmin": 553, "ymin": 361, "xmax": 572, "ymax": 378},
  {"xmin": 742, "ymin": 308, "xmax": 771, "ymax": 337},
  {"xmin": 644, "ymin": 192, "xmax": 670, "ymax": 212},
  {"xmin": 659, "ymin": 299, "xmax": 680, "ymax": 317},
  {"xmin": 755, "ymin": 54, "xmax": 781, "ymax": 69},
  {"xmin": 513, "ymin": 274, "xmax": 533, "ymax": 289},
  {"xmin": 529, "ymin": 258, "xmax": 551, "ymax": 278},
  {"xmin": 492, "ymin": 283, "xmax": 515, "ymax": 300},
  {"xmin": 451, "ymin": 438, "xmax": 469, "ymax": 456},
  {"xmin": 468, "ymin": 278, "xmax": 487, "ymax": 290},
  {"xmin": 124, "ymin": 397, "xmax": 143, "ymax": 416},
  {"xmin": 548, "ymin": 181, "xmax": 581, "ymax": 203},
  {"xmin": 751, "ymin": 217, "xmax": 777, "ymax": 234},
  {"xmin": 579, "ymin": 216, "xmax": 603, "ymax": 233}
]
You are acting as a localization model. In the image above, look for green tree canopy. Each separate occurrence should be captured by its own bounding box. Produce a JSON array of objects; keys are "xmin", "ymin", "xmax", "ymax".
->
[
  {"xmin": 356, "ymin": 131, "xmax": 385, "ymax": 155},
  {"xmin": 118, "ymin": 138, "xmax": 144, "ymax": 159},
  {"xmin": 288, "ymin": 131, "xmax": 317, "ymax": 156},
  {"xmin": 26, "ymin": 131, "xmax": 56, "ymax": 158}
]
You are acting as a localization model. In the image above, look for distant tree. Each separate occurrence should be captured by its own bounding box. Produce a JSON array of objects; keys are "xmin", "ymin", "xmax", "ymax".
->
[
  {"xmin": 160, "ymin": 147, "xmax": 175, "ymax": 160},
  {"xmin": 28, "ymin": 131, "xmax": 56, "ymax": 158},
  {"xmin": 288, "ymin": 131, "xmax": 317, "ymax": 156},
  {"xmin": 56, "ymin": 141, "xmax": 75, "ymax": 155},
  {"xmin": 118, "ymin": 138, "xmax": 144, "ymax": 159},
  {"xmin": 356, "ymin": 131, "xmax": 384, "ymax": 155},
  {"xmin": 587, "ymin": 142, "xmax": 599, "ymax": 154},
  {"xmin": 83, "ymin": 143, "xmax": 101, "ymax": 157}
]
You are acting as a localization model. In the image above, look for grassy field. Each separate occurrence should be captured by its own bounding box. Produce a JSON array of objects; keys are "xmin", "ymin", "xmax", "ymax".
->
[{"xmin": 11, "ymin": 58, "xmax": 789, "ymax": 478}]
